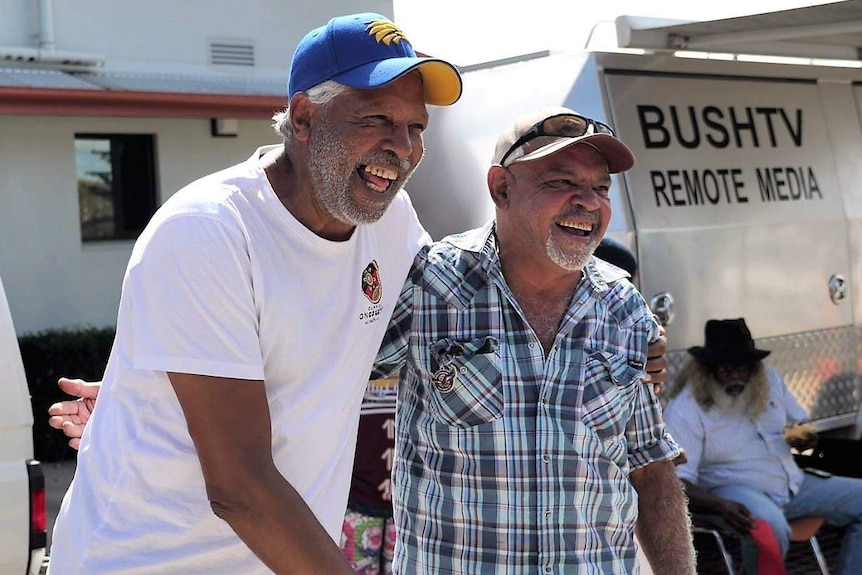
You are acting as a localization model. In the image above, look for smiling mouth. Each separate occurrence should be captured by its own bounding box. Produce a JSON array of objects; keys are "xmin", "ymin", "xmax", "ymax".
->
[
  {"xmin": 724, "ymin": 384, "xmax": 746, "ymax": 396},
  {"xmin": 556, "ymin": 218, "xmax": 594, "ymax": 237},
  {"xmin": 358, "ymin": 164, "xmax": 398, "ymax": 193}
]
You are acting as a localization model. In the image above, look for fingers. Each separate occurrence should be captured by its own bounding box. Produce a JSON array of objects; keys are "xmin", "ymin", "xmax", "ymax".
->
[
  {"xmin": 644, "ymin": 361, "xmax": 668, "ymax": 389},
  {"xmin": 49, "ymin": 399, "xmax": 76, "ymax": 417},
  {"xmin": 727, "ymin": 512, "xmax": 753, "ymax": 533},
  {"xmin": 730, "ymin": 517, "xmax": 753, "ymax": 533},
  {"xmin": 648, "ymin": 334, "xmax": 668, "ymax": 358},
  {"xmin": 734, "ymin": 505, "xmax": 755, "ymax": 531},
  {"xmin": 48, "ymin": 416, "xmax": 85, "ymax": 450},
  {"xmin": 58, "ymin": 377, "xmax": 102, "ymax": 399},
  {"xmin": 53, "ymin": 378, "xmax": 97, "ymax": 453},
  {"xmin": 48, "ymin": 415, "xmax": 66, "ymax": 430},
  {"xmin": 644, "ymin": 366, "xmax": 668, "ymax": 385},
  {"xmin": 645, "ymin": 329, "xmax": 669, "ymax": 390},
  {"xmin": 718, "ymin": 500, "xmax": 755, "ymax": 531},
  {"xmin": 48, "ymin": 398, "xmax": 90, "ymax": 418},
  {"xmin": 61, "ymin": 420, "xmax": 85, "ymax": 438},
  {"xmin": 48, "ymin": 413, "xmax": 85, "ymax": 435},
  {"xmin": 57, "ymin": 377, "xmax": 85, "ymax": 397}
]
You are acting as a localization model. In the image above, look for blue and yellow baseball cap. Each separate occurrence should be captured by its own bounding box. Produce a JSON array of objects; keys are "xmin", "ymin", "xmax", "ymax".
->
[{"xmin": 288, "ymin": 13, "xmax": 462, "ymax": 106}]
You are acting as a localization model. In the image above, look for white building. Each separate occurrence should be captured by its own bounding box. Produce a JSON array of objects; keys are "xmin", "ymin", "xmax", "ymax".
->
[{"xmin": 0, "ymin": 0, "xmax": 393, "ymax": 334}]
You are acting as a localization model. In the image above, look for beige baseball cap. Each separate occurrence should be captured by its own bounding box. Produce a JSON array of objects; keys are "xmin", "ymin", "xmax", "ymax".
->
[{"xmin": 493, "ymin": 106, "xmax": 635, "ymax": 173}]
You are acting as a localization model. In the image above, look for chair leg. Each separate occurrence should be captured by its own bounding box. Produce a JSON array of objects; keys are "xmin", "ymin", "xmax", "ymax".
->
[
  {"xmin": 701, "ymin": 529, "xmax": 736, "ymax": 575},
  {"xmin": 808, "ymin": 536, "xmax": 831, "ymax": 575}
]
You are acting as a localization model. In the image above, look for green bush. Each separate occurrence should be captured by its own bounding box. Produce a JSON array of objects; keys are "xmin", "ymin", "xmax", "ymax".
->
[{"xmin": 18, "ymin": 326, "xmax": 115, "ymax": 462}]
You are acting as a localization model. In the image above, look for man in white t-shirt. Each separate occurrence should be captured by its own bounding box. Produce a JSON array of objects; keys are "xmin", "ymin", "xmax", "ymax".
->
[{"xmin": 47, "ymin": 12, "xmax": 462, "ymax": 574}]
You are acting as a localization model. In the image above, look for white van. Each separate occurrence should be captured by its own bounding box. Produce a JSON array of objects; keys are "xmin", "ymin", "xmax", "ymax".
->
[
  {"xmin": 408, "ymin": 5, "xmax": 862, "ymax": 438},
  {"xmin": 0, "ymin": 272, "xmax": 47, "ymax": 574}
]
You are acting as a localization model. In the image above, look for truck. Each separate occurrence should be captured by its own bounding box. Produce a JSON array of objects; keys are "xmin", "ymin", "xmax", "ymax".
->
[
  {"xmin": 409, "ymin": 2, "xmax": 862, "ymax": 443},
  {"xmin": 0, "ymin": 271, "xmax": 47, "ymax": 574}
]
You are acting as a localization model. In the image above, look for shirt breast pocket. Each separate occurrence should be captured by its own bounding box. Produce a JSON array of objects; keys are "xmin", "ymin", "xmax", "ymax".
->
[
  {"xmin": 426, "ymin": 336, "xmax": 503, "ymax": 428},
  {"xmin": 581, "ymin": 351, "xmax": 640, "ymax": 439}
]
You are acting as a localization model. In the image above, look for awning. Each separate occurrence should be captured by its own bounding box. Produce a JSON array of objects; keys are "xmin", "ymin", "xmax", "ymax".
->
[
  {"xmin": 616, "ymin": 0, "xmax": 862, "ymax": 60},
  {"xmin": 0, "ymin": 67, "xmax": 286, "ymax": 118}
]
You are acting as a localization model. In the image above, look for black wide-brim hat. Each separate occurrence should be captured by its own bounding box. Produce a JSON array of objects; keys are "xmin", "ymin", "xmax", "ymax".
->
[{"xmin": 687, "ymin": 318, "xmax": 771, "ymax": 367}]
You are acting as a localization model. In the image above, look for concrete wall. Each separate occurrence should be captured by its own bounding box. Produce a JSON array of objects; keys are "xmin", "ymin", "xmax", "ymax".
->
[
  {"xmin": 0, "ymin": 114, "xmax": 278, "ymax": 333},
  {"xmin": 0, "ymin": 0, "xmax": 394, "ymax": 75}
]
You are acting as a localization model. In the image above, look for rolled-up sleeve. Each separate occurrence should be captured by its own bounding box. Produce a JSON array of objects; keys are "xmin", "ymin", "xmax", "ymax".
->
[
  {"xmin": 619, "ymin": 311, "xmax": 680, "ymax": 469},
  {"xmin": 627, "ymin": 374, "xmax": 682, "ymax": 470}
]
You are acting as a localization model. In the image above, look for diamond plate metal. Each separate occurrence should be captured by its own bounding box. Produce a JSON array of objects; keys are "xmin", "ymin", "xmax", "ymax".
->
[{"xmin": 665, "ymin": 326, "xmax": 862, "ymax": 425}]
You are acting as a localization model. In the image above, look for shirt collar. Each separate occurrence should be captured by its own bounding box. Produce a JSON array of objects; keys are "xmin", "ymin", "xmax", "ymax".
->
[
  {"xmin": 441, "ymin": 221, "xmax": 500, "ymax": 274},
  {"xmin": 584, "ymin": 256, "xmax": 631, "ymax": 293}
]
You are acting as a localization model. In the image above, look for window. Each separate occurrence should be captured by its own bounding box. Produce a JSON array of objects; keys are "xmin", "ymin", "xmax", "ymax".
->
[{"xmin": 75, "ymin": 134, "xmax": 158, "ymax": 242}]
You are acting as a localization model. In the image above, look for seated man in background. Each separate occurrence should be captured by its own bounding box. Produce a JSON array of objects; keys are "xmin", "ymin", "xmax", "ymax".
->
[{"xmin": 664, "ymin": 317, "xmax": 862, "ymax": 574}]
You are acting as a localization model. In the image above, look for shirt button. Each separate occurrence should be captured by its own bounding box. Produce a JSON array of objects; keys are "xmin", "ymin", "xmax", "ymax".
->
[
  {"xmin": 544, "ymin": 510, "xmax": 552, "ymax": 520},
  {"xmin": 460, "ymin": 367, "xmax": 468, "ymax": 374},
  {"xmin": 529, "ymin": 342, "xmax": 536, "ymax": 349},
  {"xmin": 542, "ymin": 454, "xmax": 550, "ymax": 463},
  {"xmin": 543, "ymin": 567, "xmax": 552, "ymax": 574}
]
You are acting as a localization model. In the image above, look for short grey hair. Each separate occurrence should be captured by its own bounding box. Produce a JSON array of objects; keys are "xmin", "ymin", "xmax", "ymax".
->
[{"xmin": 272, "ymin": 80, "xmax": 350, "ymax": 140}]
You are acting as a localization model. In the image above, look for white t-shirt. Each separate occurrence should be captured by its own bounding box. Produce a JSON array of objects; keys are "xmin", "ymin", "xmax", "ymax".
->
[{"xmin": 49, "ymin": 146, "xmax": 429, "ymax": 574}]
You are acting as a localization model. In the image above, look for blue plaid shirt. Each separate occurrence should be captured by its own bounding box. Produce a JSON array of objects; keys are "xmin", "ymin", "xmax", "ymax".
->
[{"xmin": 372, "ymin": 223, "xmax": 680, "ymax": 574}]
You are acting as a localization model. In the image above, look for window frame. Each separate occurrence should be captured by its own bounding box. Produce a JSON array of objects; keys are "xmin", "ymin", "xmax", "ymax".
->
[{"xmin": 75, "ymin": 133, "xmax": 159, "ymax": 243}]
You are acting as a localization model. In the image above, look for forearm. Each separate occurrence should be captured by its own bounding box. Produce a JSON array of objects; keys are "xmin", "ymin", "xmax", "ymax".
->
[
  {"xmin": 631, "ymin": 461, "xmax": 696, "ymax": 575},
  {"xmin": 209, "ymin": 464, "xmax": 353, "ymax": 574},
  {"xmin": 168, "ymin": 373, "xmax": 353, "ymax": 574}
]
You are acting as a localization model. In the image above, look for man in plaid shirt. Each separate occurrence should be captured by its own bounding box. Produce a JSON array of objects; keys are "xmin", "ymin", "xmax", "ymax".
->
[{"xmin": 372, "ymin": 107, "xmax": 696, "ymax": 574}]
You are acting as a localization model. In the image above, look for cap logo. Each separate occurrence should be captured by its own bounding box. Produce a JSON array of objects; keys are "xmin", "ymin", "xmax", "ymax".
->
[{"xmin": 366, "ymin": 19, "xmax": 410, "ymax": 46}]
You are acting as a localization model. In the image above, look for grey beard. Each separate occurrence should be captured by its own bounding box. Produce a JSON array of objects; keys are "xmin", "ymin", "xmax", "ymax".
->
[
  {"xmin": 546, "ymin": 233, "xmax": 600, "ymax": 271},
  {"xmin": 545, "ymin": 208, "xmax": 602, "ymax": 271},
  {"xmin": 710, "ymin": 380, "xmax": 755, "ymax": 414},
  {"xmin": 306, "ymin": 116, "xmax": 415, "ymax": 226}
]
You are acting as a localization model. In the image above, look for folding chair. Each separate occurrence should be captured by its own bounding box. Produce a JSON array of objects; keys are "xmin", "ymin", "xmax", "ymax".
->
[
  {"xmin": 690, "ymin": 514, "xmax": 830, "ymax": 575},
  {"xmin": 691, "ymin": 517, "xmax": 736, "ymax": 575},
  {"xmin": 788, "ymin": 516, "xmax": 830, "ymax": 575}
]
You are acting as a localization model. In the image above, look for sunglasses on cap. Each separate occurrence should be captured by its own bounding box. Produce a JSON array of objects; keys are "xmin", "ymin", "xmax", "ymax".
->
[{"xmin": 499, "ymin": 113, "xmax": 616, "ymax": 167}]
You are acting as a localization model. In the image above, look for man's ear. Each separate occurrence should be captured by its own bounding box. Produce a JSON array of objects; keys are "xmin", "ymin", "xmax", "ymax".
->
[
  {"xmin": 488, "ymin": 165, "xmax": 511, "ymax": 208},
  {"xmin": 287, "ymin": 93, "xmax": 315, "ymax": 141}
]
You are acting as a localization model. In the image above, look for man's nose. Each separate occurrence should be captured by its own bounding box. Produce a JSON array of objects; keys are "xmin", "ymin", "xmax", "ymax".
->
[
  {"xmin": 383, "ymin": 124, "xmax": 413, "ymax": 159},
  {"xmin": 570, "ymin": 187, "xmax": 603, "ymax": 210}
]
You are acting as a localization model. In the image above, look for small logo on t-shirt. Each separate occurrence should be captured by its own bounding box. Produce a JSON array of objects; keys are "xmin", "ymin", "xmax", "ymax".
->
[{"xmin": 362, "ymin": 260, "xmax": 382, "ymax": 304}]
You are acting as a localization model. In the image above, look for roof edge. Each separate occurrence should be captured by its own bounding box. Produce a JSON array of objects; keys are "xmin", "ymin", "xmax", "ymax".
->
[{"xmin": 0, "ymin": 86, "xmax": 285, "ymax": 118}]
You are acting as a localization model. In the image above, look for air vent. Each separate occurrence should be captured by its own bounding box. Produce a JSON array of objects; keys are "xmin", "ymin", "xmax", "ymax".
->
[{"xmin": 209, "ymin": 40, "xmax": 255, "ymax": 67}]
